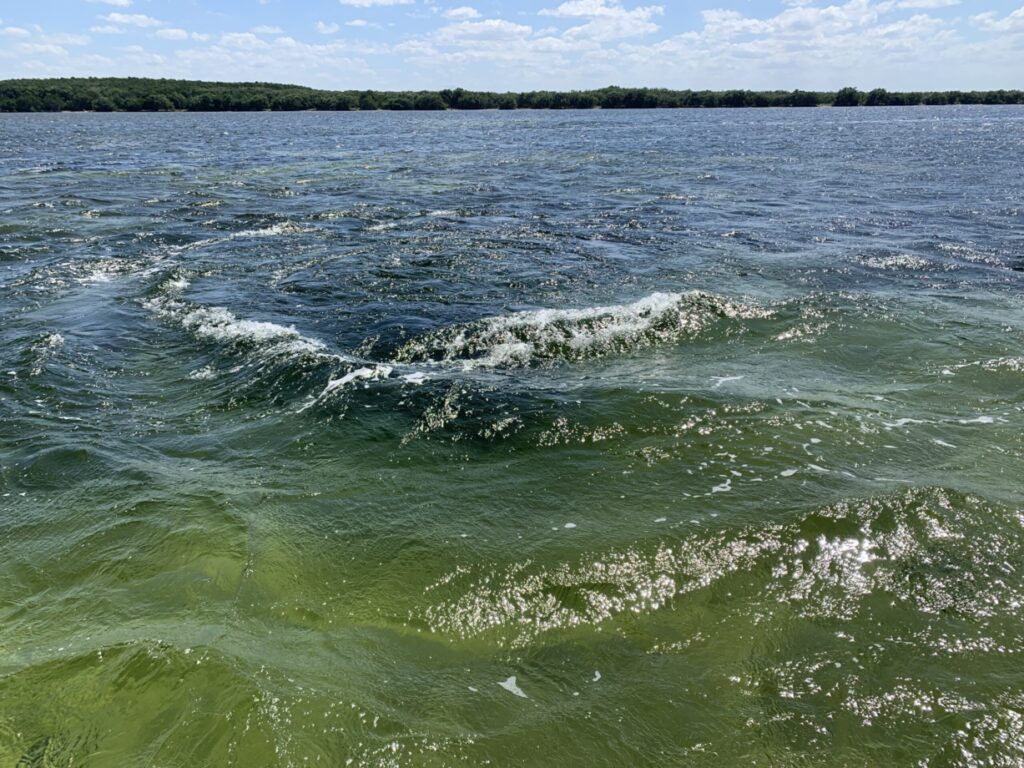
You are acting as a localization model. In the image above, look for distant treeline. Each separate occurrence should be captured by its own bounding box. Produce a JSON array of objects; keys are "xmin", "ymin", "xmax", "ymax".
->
[{"xmin": 1, "ymin": 78, "xmax": 1022, "ymax": 112}]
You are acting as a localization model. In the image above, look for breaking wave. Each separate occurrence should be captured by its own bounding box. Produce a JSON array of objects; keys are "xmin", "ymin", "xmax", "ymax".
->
[
  {"xmin": 142, "ymin": 282, "xmax": 331, "ymax": 359},
  {"xmin": 392, "ymin": 291, "xmax": 773, "ymax": 368}
]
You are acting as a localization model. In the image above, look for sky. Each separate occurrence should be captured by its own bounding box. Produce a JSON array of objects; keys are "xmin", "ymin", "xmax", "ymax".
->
[{"xmin": 0, "ymin": 0, "xmax": 1022, "ymax": 91}]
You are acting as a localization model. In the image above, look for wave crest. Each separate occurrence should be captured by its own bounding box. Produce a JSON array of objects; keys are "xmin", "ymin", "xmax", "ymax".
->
[{"xmin": 392, "ymin": 291, "xmax": 772, "ymax": 368}]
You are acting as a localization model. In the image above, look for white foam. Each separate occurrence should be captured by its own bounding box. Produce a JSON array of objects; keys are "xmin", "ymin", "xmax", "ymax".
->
[
  {"xmin": 933, "ymin": 438, "xmax": 957, "ymax": 448},
  {"xmin": 859, "ymin": 253, "xmax": 930, "ymax": 270},
  {"xmin": 298, "ymin": 365, "xmax": 394, "ymax": 412},
  {"xmin": 231, "ymin": 221, "xmax": 308, "ymax": 238},
  {"xmin": 883, "ymin": 418, "xmax": 926, "ymax": 428},
  {"xmin": 395, "ymin": 291, "xmax": 771, "ymax": 369},
  {"xmin": 958, "ymin": 415, "xmax": 994, "ymax": 424},
  {"xmin": 143, "ymin": 295, "xmax": 328, "ymax": 357},
  {"xmin": 712, "ymin": 479, "xmax": 732, "ymax": 493},
  {"xmin": 711, "ymin": 375, "xmax": 744, "ymax": 388},
  {"xmin": 324, "ymin": 366, "xmax": 393, "ymax": 393},
  {"xmin": 498, "ymin": 676, "xmax": 528, "ymax": 699},
  {"xmin": 592, "ymin": 671, "xmax": 602, "ymax": 682},
  {"xmin": 401, "ymin": 372, "xmax": 428, "ymax": 385},
  {"xmin": 164, "ymin": 275, "xmax": 190, "ymax": 293},
  {"xmin": 188, "ymin": 365, "xmax": 217, "ymax": 380},
  {"xmin": 982, "ymin": 357, "xmax": 1024, "ymax": 373},
  {"xmin": 564, "ymin": 522, "xmax": 577, "ymax": 529},
  {"xmin": 780, "ymin": 468, "xmax": 799, "ymax": 477}
]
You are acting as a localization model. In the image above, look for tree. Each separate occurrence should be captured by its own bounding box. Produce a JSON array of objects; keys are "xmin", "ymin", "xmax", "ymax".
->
[
  {"xmin": 355, "ymin": 91, "xmax": 376, "ymax": 110},
  {"xmin": 414, "ymin": 93, "xmax": 446, "ymax": 110},
  {"xmin": 834, "ymin": 87, "xmax": 862, "ymax": 107},
  {"xmin": 864, "ymin": 88, "xmax": 889, "ymax": 106},
  {"xmin": 142, "ymin": 93, "xmax": 174, "ymax": 111}
]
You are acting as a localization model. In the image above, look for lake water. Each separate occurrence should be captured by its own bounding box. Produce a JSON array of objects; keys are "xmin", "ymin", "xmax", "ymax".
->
[{"xmin": 1, "ymin": 107, "xmax": 1023, "ymax": 766}]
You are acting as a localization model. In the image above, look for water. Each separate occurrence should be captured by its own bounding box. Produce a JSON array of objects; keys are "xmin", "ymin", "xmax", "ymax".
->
[{"xmin": 1, "ymin": 107, "xmax": 1022, "ymax": 766}]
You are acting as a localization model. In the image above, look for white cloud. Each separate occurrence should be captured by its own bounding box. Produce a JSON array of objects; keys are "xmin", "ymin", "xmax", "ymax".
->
[
  {"xmin": 316, "ymin": 21, "xmax": 340, "ymax": 34},
  {"xmin": 252, "ymin": 25, "xmax": 284, "ymax": 34},
  {"xmin": 887, "ymin": 0, "xmax": 959, "ymax": 7},
  {"xmin": 540, "ymin": 0, "xmax": 661, "ymax": 19},
  {"xmin": 444, "ymin": 6, "xmax": 481, "ymax": 20},
  {"xmin": 388, "ymin": 0, "xmax": 1004, "ymax": 91},
  {"xmin": 191, "ymin": 32, "xmax": 210, "ymax": 41},
  {"xmin": 972, "ymin": 6, "xmax": 1024, "ymax": 32},
  {"xmin": 103, "ymin": 13, "xmax": 163, "ymax": 27},
  {"xmin": 156, "ymin": 28, "xmax": 189, "ymax": 40},
  {"xmin": 435, "ymin": 19, "xmax": 534, "ymax": 43},
  {"xmin": 219, "ymin": 32, "xmax": 270, "ymax": 49},
  {"xmin": 540, "ymin": 0, "xmax": 663, "ymax": 41},
  {"xmin": 563, "ymin": 14, "xmax": 661, "ymax": 40},
  {"xmin": 605, "ymin": 0, "xmax": 969, "ymax": 90},
  {"xmin": 170, "ymin": 36, "xmax": 379, "ymax": 87},
  {"xmin": 1, "ymin": 27, "xmax": 30, "ymax": 37},
  {"xmin": 339, "ymin": 0, "xmax": 413, "ymax": 6},
  {"xmin": 86, "ymin": 0, "xmax": 132, "ymax": 6},
  {"xmin": 90, "ymin": 25, "xmax": 123, "ymax": 33},
  {"xmin": 347, "ymin": 19, "xmax": 370, "ymax": 27},
  {"xmin": 11, "ymin": 43, "xmax": 69, "ymax": 56}
]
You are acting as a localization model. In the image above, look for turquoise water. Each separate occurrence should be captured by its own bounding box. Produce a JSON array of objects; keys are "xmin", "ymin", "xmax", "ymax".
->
[{"xmin": 1, "ymin": 108, "xmax": 1023, "ymax": 766}]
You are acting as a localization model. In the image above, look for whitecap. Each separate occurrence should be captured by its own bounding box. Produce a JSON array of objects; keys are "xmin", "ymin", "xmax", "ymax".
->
[
  {"xmin": 142, "ymin": 295, "xmax": 331, "ymax": 362},
  {"xmin": 230, "ymin": 222, "xmax": 309, "ymax": 238},
  {"xmin": 401, "ymin": 372, "xmax": 429, "ymax": 385},
  {"xmin": 393, "ymin": 291, "xmax": 771, "ymax": 369},
  {"xmin": 958, "ymin": 416, "xmax": 994, "ymax": 424},
  {"xmin": 883, "ymin": 418, "xmax": 926, "ymax": 428}
]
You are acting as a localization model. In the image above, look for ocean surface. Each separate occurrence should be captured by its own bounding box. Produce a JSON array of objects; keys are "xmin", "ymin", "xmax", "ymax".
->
[{"xmin": 1, "ymin": 107, "xmax": 1023, "ymax": 766}]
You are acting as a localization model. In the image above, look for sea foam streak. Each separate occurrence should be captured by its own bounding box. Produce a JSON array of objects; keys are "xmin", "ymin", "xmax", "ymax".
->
[{"xmin": 392, "ymin": 291, "xmax": 772, "ymax": 369}]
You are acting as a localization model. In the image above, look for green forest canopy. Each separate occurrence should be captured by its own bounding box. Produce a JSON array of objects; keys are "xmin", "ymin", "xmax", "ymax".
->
[{"xmin": 1, "ymin": 78, "xmax": 1022, "ymax": 112}]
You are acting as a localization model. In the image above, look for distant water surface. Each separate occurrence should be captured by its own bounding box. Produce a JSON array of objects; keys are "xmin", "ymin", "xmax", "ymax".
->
[{"xmin": 1, "ymin": 107, "xmax": 1023, "ymax": 766}]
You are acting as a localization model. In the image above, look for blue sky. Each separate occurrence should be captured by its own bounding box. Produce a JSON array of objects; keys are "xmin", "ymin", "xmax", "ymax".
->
[{"xmin": 1, "ymin": 0, "xmax": 1022, "ymax": 90}]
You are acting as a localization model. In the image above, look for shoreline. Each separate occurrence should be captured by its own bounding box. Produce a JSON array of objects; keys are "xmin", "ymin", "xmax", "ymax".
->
[{"xmin": 2, "ymin": 78, "xmax": 1022, "ymax": 112}]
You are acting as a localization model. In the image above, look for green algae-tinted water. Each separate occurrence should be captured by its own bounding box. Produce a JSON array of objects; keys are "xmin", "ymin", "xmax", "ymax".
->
[{"xmin": 1, "ymin": 108, "xmax": 1023, "ymax": 766}]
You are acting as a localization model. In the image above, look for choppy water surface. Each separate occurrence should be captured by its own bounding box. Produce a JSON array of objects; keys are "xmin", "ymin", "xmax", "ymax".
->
[{"xmin": 2, "ymin": 108, "xmax": 1023, "ymax": 766}]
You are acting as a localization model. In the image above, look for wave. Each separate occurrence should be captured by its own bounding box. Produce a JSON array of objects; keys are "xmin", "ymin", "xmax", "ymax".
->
[
  {"xmin": 142, "ymin": 276, "xmax": 332, "ymax": 360},
  {"xmin": 419, "ymin": 487, "xmax": 1019, "ymax": 648},
  {"xmin": 391, "ymin": 291, "xmax": 773, "ymax": 369},
  {"xmin": 229, "ymin": 221, "xmax": 310, "ymax": 238},
  {"xmin": 141, "ymin": 276, "xmax": 416, "ymax": 405}
]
